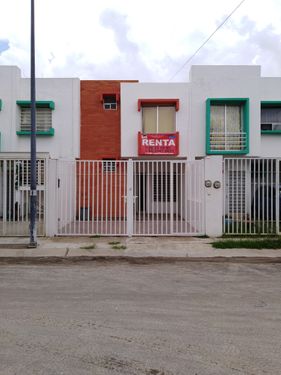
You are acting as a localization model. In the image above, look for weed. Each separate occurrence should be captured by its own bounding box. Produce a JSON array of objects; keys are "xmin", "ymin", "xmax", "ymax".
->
[
  {"xmin": 112, "ymin": 244, "xmax": 127, "ymax": 250},
  {"xmin": 80, "ymin": 244, "xmax": 96, "ymax": 250},
  {"xmin": 212, "ymin": 237, "xmax": 281, "ymax": 249},
  {"xmin": 108, "ymin": 241, "xmax": 120, "ymax": 245}
]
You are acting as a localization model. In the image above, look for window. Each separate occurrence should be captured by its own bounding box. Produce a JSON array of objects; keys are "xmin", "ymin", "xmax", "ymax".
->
[
  {"xmin": 261, "ymin": 101, "xmax": 281, "ymax": 134},
  {"xmin": 142, "ymin": 106, "xmax": 175, "ymax": 133},
  {"xmin": 138, "ymin": 99, "xmax": 179, "ymax": 134},
  {"xmin": 102, "ymin": 159, "xmax": 116, "ymax": 172},
  {"xmin": 16, "ymin": 101, "xmax": 55, "ymax": 136},
  {"xmin": 206, "ymin": 98, "xmax": 249, "ymax": 154},
  {"xmin": 103, "ymin": 94, "xmax": 117, "ymax": 110}
]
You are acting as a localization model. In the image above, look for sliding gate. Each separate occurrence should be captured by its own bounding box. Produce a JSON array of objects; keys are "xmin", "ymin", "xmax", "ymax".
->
[{"xmin": 57, "ymin": 159, "xmax": 205, "ymax": 236}]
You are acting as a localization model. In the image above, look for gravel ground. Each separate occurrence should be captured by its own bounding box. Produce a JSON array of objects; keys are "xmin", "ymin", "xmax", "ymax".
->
[{"xmin": 0, "ymin": 262, "xmax": 281, "ymax": 375}]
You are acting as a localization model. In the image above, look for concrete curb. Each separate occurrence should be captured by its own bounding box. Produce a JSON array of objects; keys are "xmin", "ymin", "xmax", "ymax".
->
[{"xmin": 1, "ymin": 256, "xmax": 281, "ymax": 265}]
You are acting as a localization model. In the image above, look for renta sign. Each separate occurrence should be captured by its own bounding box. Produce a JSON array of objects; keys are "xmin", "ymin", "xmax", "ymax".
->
[{"xmin": 138, "ymin": 132, "xmax": 179, "ymax": 155}]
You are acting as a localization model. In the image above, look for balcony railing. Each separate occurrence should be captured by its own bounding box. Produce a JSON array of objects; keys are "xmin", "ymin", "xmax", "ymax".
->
[{"xmin": 210, "ymin": 132, "xmax": 247, "ymax": 151}]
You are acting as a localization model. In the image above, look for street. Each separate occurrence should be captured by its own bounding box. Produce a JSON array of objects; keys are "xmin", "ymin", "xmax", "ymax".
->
[{"xmin": 0, "ymin": 262, "xmax": 281, "ymax": 375}]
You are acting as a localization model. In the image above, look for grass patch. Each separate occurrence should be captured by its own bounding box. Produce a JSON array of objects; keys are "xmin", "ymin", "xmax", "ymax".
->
[
  {"xmin": 80, "ymin": 244, "xmax": 96, "ymax": 250},
  {"xmin": 90, "ymin": 235, "xmax": 101, "ymax": 238},
  {"xmin": 212, "ymin": 237, "xmax": 281, "ymax": 249},
  {"xmin": 112, "ymin": 245, "xmax": 127, "ymax": 250},
  {"xmin": 108, "ymin": 241, "xmax": 120, "ymax": 245}
]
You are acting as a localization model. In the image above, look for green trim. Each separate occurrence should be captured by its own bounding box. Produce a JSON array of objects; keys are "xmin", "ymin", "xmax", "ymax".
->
[
  {"xmin": 261, "ymin": 101, "xmax": 281, "ymax": 135},
  {"xmin": 206, "ymin": 98, "xmax": 249, "ymax": 155},
  {"xmin": 16, "ymin": 100, "xmax": 55, "ymax": 109},
  {"xmin": 261, "ymin": 130, "xmax": 281, "ymax": 134},
  {"xmin": 16, "ymin": 128, "xmax": 55, "ymax": 136},
  {"xmin": 0, "ymin": 99, "xmax": 2, "ymax": 110},
  {"xmin": 261, "ymin": 100, "xmax": 281, "ymax": 108}
]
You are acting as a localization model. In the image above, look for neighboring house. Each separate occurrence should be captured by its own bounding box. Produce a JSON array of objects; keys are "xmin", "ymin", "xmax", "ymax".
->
[
  {"xmin": 0, "ymin": 66, "xmax": 80, "ymax": 159},
  {"xmin": 0, "ymin": 66, "xmax": 80, "ymax": 236}
]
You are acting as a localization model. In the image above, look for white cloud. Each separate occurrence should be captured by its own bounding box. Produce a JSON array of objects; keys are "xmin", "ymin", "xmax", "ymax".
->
[{"xmin": 0, "ymin": 0, "xmax": 281, "ymax": 80}]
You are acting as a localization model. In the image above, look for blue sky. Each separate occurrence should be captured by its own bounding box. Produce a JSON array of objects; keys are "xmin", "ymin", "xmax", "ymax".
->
[
  {"xmin": 0, "ymin": 39, "xmax": 9, "ymax": 54},
  {"xmin": 0, "ymin": 0, "xmax": 281, "ymax": 81}
]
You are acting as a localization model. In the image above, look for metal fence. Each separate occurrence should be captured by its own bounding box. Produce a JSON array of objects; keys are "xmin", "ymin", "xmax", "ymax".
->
[
  {"xmin": 223, "ymin": 158, "xmax": 281, "ymax": 235},
  {"xmin": 57, "ymin": 159, "xmax": 205, "ymax": 236},
  {"xmin": 0, "ymin": 158, "xmax": 46, "ymax": 236}
]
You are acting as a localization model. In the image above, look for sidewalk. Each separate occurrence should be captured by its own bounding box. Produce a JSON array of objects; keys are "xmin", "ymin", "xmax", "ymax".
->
[{"xmin": 0, "ymin": 236, "xmax": 281, "ymax": 263}]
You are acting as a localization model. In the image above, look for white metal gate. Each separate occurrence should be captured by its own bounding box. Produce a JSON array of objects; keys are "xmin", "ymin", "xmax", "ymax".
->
[
  {"xmin": 57, "ymin": 159, "xmax": 205, "ymax": 236},
  {"xmin": 223, "ymin": 158, "xmax": 281, "ymax": 235},
  {"xmin": 0, "ymin": 158, "xmax": 46, "ymax": 236}
]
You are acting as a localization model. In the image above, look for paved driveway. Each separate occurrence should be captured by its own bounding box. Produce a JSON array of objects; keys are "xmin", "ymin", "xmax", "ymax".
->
[{"xmin": 0, "ymin": 262, "xmax": 281, "ymax": 374}]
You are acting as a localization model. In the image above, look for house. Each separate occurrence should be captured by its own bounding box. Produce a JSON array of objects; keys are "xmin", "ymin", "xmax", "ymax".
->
[
  {"xmin": 0, "ymin": 66, "xmax": 80, "ymax": 236},
  {"xmin": 1, "ymin": 65, "xmax": 281, "ymax": 237}
]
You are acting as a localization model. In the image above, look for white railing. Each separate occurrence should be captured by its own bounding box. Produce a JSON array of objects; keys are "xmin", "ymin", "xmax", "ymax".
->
[
  {"xmin": 210, "ymin": 132, "xmax": 247, "ymax": 151},
  {"xmin": 223, "ymin": 158, "xmax": 280, "ymax": 235},
  {"xmin": 0, "ymin": 158, "xmax": 46, "ymax": 236}
]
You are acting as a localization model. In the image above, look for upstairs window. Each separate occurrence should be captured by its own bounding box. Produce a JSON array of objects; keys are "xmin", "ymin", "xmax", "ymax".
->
[
  {"xmin": 16, "ymin": 101, "xmax": 55, "ymax": 136},
  {"xmin": 206, "ymin": 98, "xmax": 249, "ymax": 155},
  {"xmin": 103, "ymin": 94, "xmax": 117, "ymax": 110},
  {"xmin": 261, "ymin": 101, "xmax": 281, "ymax": 133},
  {"xmin": 20, "ymin": 107, "xmax": 52, "ymax": 132},
  {"xmin": 138, "ymin": 99, "xmax": 179, "ymax": 134},
  {"xmin": 142, "ymin": 106, "xmax": 175, "ymax": 134}
]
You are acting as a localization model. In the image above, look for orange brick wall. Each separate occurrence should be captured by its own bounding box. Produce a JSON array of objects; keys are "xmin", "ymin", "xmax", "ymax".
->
[
  {"xmin": 79, "ymin": 82, "xmax": 137, "ymax": 220},
  {"xmin": 80, "ymin": 80, "xmax": 137, "ymax": 160}
]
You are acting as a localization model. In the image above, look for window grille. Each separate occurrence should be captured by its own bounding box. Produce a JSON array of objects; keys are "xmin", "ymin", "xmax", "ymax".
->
[{"xmin": 20, "ymin": 107, "xmax": 52, "ymax": 132}]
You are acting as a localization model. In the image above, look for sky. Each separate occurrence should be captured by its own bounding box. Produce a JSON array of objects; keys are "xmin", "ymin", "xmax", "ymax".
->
[{"xmin": 0, "ymin": 0, "xmax": 281, "ymax": 81}]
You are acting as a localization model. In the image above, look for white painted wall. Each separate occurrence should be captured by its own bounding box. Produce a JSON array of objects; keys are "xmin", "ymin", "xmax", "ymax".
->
[
  {"xmin": 121, "ymin": 83, "xmax": 190, "ymax": 158},
  {"xmin": 204, "ymin": 156, "xmax": 223, "ymax": 237},
  {"xmin": 0, "ymin": 66, "xmax": 80, "ymax": 159},
  {"xmin": 260, "ymin": 77, "xmax": 281, "ymax": 157},
  {"xmin": 189, "ymin": 65, "xmax": 261, "ymax": 158},
  {"xmin": 121, "ymin": 66, "xmax": 281, "ymax": 160}
]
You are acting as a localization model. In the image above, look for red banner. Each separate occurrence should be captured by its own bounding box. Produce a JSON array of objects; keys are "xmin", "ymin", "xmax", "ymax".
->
[{"xmin": 138, "ymin": 132, "xmax": 179, "ymax": 156}]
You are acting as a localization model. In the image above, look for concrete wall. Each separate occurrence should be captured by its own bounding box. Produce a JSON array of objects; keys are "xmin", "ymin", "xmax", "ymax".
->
[
  {"xmin": 121, "ymin": 83, "xmax": 190, "ymax": 158},
  {"xmin": 260, "ymin": 77, "xmax": 281, "ymax": 157},
  {"xmin": 0, "ymin": 66, "xmax": 80, "ymax": 159},
  {"xmin": 189, "ymin": 65, "xmax": 261, "ymax": 158}
]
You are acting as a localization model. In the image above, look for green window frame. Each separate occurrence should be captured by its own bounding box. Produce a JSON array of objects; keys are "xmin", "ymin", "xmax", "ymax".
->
[
  {"xmin": 206, "ymin": 98, "xmax": 249, "ymax": 155},
  {"xmin": 16, "ymin": 100, "xmax": 55, "ymax": 136},
  {"xmin": 261, "ymin": 101, "xmax": 281, "ymax": 134}
]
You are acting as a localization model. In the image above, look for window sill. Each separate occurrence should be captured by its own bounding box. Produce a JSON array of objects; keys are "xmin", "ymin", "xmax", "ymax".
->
[
  {"xmin": 261, "ymin": 130, "xmax": 281, "ymax": 135},
  {"xmin": 16, "ymin": 128, "xmax": 55, "ymax": 136},
  {"xmin": 207, "ymin": 149, "xmax": 248, "ymax": 155}
]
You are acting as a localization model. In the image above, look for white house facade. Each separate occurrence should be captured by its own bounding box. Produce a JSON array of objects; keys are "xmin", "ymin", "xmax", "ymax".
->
[
  {"xmin": 0, "ymin": 66, "xmax": 80, "ymax": 236},
  {"xmin": 1, "ymin": 64, "xmax": 281, "ymax": 238},
  {"xmin": 0, "ymin": 66, "xmax": 80, "ymax": 159}
]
